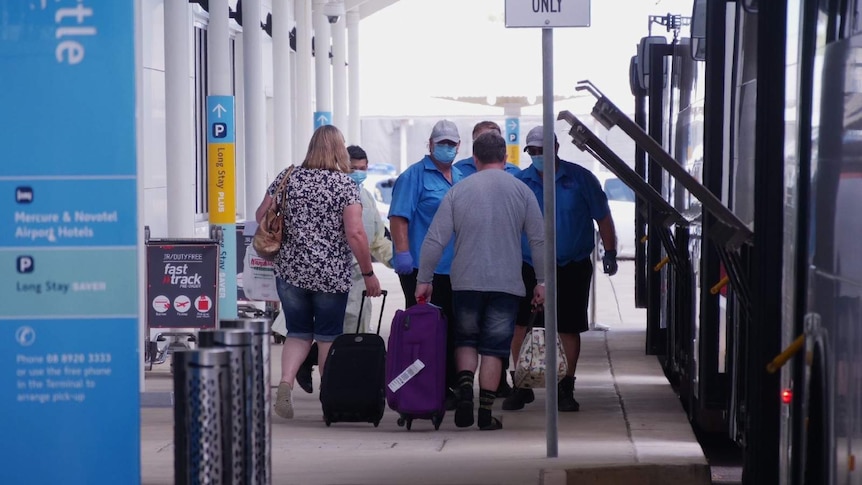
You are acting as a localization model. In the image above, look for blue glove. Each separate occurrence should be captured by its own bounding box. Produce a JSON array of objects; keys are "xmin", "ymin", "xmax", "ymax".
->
[
  {"xmin": 602, "ymin": 250, "xmax": 618, "ymax": 276},
  {"xmin": 392, "ymin": 251, "xmax": 414, "ymax": 275}
]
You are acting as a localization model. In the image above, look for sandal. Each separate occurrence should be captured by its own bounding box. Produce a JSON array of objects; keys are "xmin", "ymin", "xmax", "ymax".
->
[{"xmin": 478, "ymin": 416, "xmax": 503, "ymax": 431}]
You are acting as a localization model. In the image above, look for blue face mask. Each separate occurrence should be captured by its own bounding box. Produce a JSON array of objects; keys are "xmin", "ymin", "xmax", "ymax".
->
[
  {"xmin": 432, "ymin": 144, "xmax": 457, "ymax": 164},
  {"xmin": 530, "ymin": 155, "xmax": 544, "ymax": 172},
  {"xmin": 348, "ymin": 170, "xmax": 367, "ymax": 185}
]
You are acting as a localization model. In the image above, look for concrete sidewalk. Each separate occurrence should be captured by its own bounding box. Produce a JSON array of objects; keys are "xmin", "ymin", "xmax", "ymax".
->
[{"xmin": 140, "ymin": 262, "xmax": 710, "ymax": 485}]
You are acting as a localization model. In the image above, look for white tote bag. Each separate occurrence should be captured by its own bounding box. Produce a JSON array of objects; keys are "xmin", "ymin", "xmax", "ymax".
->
[
  {"xmin": 513, "ymin": 312, "xmax": 568, "ymax": 389},
  {"xmin": 241, "ymin": 245, "xmax": 279, "ymax": 302}
]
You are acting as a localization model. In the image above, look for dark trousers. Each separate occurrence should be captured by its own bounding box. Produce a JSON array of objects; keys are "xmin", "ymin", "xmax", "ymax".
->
[{"xmin": 399, "ymin": 270, "xmax": 458, "ymax": 389}]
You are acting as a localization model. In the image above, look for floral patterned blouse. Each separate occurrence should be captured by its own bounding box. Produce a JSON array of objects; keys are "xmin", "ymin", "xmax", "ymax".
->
[{"xmin": 267, "ymin": 166, "xmax": 361, "ymax": 293}]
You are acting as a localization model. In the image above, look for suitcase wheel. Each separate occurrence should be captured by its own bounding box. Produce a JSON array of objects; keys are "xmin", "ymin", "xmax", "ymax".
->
[
  {"xmin": 373, "ymin": 420, "xmax": 380, "ymax": 428},
  {"xmin": 324, "ymin": 417, "xmax": 332, "ymax": 427},
  {"xmin": 397, "ymin": 417, "xmax": 405, "ymax": 427},
  {"xmin": 431, "ymin": 414, "xmax": 442, "ymax": 431}
]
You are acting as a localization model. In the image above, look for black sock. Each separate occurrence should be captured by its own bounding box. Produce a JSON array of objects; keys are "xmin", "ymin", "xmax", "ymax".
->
[
  {"xmin": 477, "ymin": 389, "xmax": 495, "ymax": 427},
  {"xmin": 457, "ymin": 370, "xmax": 474, "ymax": 398}
]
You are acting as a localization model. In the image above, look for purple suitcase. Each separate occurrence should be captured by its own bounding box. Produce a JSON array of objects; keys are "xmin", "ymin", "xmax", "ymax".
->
[{"xmin": 385, "ymin": 300, "xmax": 447, "ymax": 430}]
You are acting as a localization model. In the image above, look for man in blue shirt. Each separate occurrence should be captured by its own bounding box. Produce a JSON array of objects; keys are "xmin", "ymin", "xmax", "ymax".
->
[
  {"xmin": 503, "ymin": 125, "xmax": 619, "ymax": 413},
  {"xmin": 389, "ymin": 119, "xmax": 463, "ymax": 407},
  {"xmin": 454, "ymin": 121, "xmax": 522, "ymax": 178}
]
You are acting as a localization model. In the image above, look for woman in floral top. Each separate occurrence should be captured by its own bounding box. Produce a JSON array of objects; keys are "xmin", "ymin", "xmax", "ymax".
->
[{"xmin": 255, "ymin": 125, "xmax": 381, "ymax": 419}]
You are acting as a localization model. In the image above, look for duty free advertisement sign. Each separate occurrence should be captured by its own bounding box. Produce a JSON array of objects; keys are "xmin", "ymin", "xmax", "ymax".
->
[{"xmin": 146, "ymin": 242, "xmax": 219, "ymax": 329}]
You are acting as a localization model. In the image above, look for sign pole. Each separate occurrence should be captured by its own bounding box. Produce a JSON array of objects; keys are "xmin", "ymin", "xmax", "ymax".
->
[
  {"xmin": 505, "ymin": 0, "xmax": 591, "ymax": 461},
  {"xmin": 208, "ymin": 0, "xmax": 237, "ymax": 320},
  {"xmin": 541, "ymin": 27, "xmax": 559, "ymax": 459},
  {"xmin": 312, "ymin": 0, "xmax": 333, "ymax": 129},
  {"xmin": 505, "ymin": 115, "xmax": 521, "ymax": 166}
]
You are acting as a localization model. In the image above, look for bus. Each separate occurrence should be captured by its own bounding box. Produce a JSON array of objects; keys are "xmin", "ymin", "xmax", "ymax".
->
[{"xmin": 561, "ymin": 1, "xmax": 862, "ymax": 483}]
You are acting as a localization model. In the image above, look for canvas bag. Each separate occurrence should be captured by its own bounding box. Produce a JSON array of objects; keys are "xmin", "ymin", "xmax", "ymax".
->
[
  {"xmin": 252, "ymin": 166, "xmax": 294, "ymax": 260},
  {"xmin": 513, "ymin": 311, "xmax": 568, "ymax": 389}
]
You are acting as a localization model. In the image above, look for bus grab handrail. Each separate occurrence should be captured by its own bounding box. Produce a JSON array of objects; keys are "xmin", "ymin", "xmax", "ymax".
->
[
  {"xmin": 575, "ymin": 79, "xmax": 754, "ymax": 250},
  {"xmin": 557, "ymin": 110, "xmax": 687, "ymax": 229}
]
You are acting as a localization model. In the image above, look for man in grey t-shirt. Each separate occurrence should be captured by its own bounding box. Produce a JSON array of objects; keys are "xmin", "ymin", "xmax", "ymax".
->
[{"xmin": 416, "ymin": 132, "xmax": 545, "ymax": 431}]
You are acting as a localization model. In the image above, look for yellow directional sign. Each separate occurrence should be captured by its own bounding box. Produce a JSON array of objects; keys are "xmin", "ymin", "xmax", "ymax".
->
[
  {"xmin": 207, "ymin": 142, "xmax": 235, "ymax": 224},
  {"xmin": 507, "ymin": 145, "xmax": 521, "ymax": 167}
]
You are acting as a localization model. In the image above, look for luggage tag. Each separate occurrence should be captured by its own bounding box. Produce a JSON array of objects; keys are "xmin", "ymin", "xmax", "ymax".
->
[{"xmin": 387, "ymin": 359, "xmax": 425, "ymax": 393}]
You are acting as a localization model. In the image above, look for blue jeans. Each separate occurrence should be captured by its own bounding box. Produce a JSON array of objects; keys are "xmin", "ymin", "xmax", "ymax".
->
[
  {"xmin": 452, "ymin": 291, "xmax": 520, "ymax": 358},
  {"xmin": 276, "ymin": 278, "xmax": 349, "ymax": 342}
]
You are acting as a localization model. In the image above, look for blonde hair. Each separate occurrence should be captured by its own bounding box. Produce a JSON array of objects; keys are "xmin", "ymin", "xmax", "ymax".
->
[{"xmin": 302, "ymin": 125, "xmax": 351, "ymax": 172}]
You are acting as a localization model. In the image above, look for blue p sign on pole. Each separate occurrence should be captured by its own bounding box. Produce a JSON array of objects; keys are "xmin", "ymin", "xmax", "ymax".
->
[{"xmin": 314, "ymin": 111, "xmax": 332, "ymax": 129}]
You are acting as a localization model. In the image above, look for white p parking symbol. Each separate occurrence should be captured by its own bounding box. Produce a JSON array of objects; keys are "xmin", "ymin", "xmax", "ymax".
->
[
  {"xmin": 17, "ymin": 256, "xmax": 34, "ymax": 274},
  {"xmin": 213, "ymin": 122, "xmax": 227, "ymax": 138}
]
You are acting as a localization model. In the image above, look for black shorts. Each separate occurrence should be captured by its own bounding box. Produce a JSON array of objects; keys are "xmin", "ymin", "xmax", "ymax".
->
[{"xmin": 517, "ymin": 259, "xmax": 593, "ymax": 334}]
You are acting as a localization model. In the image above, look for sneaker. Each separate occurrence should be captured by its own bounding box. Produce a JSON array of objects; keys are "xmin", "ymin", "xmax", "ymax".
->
[
  {"xmin": 296, "ymin": 361, "xmax": 313, "ymax": 394},
  {"xmin": 478, "ymin": 416, "xmax": 503, "ymax": 431},
  {"xmin": 274, "ymin": 382, "xmax": 294, "ymax": 419},
  {"xmin": 501, "ymin": 387, "xmax": 535, "ymax": 411},
  {"xmin": 558, "ymin": 376, "xmax": 580, "ymax": 412},
  {"xmin": 558, "ymin": 393, "xmax": 580, "ymax": 412},
  {"xmin": 454, "ymin": 393, "xmax": 474, "ymax": 428},
  {"xmin": 445, "ymin": 388, "xmax": 459, "ymax": 411}
]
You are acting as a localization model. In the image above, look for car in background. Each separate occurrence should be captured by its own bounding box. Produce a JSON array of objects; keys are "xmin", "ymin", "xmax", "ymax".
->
[
  {"xmin": 365, "ymin": 163, "xmax": 397, "ymax": 191},
  {"xmin": 367, "ymin": 163, "xmax": 397, "ymax": 176},
  {"xmin": 364, "ymin": 164, "xmax": 398, "ymax": 231},
  {"xmin": 595, "ymin": 173, "xmax": 636, "ymax": 259}
]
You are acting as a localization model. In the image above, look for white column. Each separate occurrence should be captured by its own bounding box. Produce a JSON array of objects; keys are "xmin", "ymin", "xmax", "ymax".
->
[
  {"xmin": 312, "ymin": 0, "xmax": 332, "ymax": 127},
  {"xmin": 347, "ymin": 9, "xmax": 360, "ymax": 144},
  {"xmin": 290, "ymin": 43, "xmax": 300, "ymax": 163},
  {"xmin": 295, "ymin": 0, "xmax": 314, "ymax": 150},
  {"xmin": 399, "ymin": 119, "xmax": 411, "ymax": 173},
  {"xmin": 331, "ymin": 13, "xmax": 347, "ymax": 133},
  {"xmin": 164, "ymin": 0, "xmax": 195, "ymax": 237},
  {"xmin": 234, "ymin": 37, "xmax": 246, "ymax": 217},
  {"xmin": 242, "ymin": 0, "xmax": 266, "ymax": 218},
  {"xmin": 209, "ymin": 0, "xmax": 231, "ymax": 95},
  {"xmin": 273, "ymin": 0, "xmax": 294, "ymax": 173}
]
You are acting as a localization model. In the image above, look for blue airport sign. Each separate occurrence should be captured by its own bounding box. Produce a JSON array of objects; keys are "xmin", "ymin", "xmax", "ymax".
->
[
  {"xmin": 207, "ymin": 95, "xmax": 236, "ymax": 143},
  {"xmin": 0, "ymin": 1, "xmax": 140, "ymax": 483},
  {"xmin": 206, "ymin": 95, "xmax": 238, "ymax": 319},
  {"xmin": 314, "ymin": 111, "xmax": 333, "ymax": 129},
  {"xmin": 506, "ymin": 117, "xmax": 520, "ymax": 144}
]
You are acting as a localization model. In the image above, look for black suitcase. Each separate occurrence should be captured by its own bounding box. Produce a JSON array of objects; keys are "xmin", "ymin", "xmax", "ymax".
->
[{"xmin": 320, "ymin": 290, "xmax": 388, "ymax": 427}]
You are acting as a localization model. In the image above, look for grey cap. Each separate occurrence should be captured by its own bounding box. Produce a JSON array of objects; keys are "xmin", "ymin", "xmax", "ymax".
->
[
  {"xmin": 430, "ymin": 120, "xmax": 460, "ymax": 143},
  {"xmin": 524, "ymin": 125, "xmax": 557, "ymax": 151}
]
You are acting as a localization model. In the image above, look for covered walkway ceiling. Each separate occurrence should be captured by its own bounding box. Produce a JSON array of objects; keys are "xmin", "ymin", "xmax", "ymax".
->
[{"xmin": 346, "ymin": 0, "xmax": 401, "ymax": 19}]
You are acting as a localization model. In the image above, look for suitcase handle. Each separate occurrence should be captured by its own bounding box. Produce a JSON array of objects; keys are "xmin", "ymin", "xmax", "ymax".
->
[{"xmin": 359, "ymin": 289, "xmax": 388, "ymax": 335}]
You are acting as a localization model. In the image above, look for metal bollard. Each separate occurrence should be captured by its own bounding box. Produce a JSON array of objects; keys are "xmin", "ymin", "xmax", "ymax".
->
[
  {"xmin": 173, "ymin": 348, "xmax": 231, "ymax": 485},
  {"xmin": 197, "ymin": 329, "xmax": 253, "ymax": 485},
  {"xmin": 220, "ymin": 317, "xmax": 272, "ymax": 485}
]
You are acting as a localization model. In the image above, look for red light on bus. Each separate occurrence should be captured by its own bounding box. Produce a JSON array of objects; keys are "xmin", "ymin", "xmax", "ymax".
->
[{"xmin": 781, "ymin": 389, "xmax": 793, "ymax": 404}]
